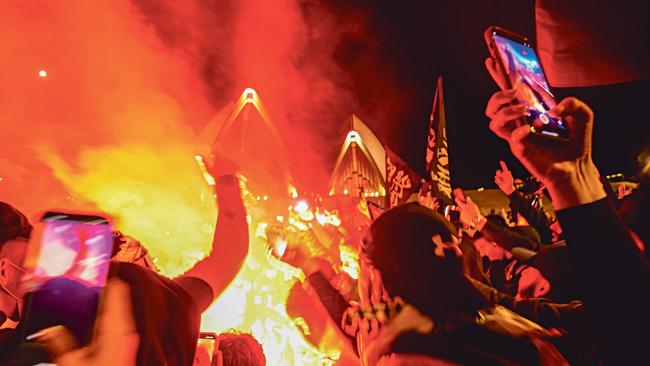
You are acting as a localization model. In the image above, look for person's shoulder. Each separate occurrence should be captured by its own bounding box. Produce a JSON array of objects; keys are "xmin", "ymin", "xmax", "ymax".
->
[{"xmin": 109, "ymin": 262, "xmax": 190, "ymax": 303}]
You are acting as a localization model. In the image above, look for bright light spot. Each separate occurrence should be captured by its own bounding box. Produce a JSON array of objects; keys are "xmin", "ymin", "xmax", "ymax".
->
[
  {"xmin": 264, "ymin": 269, "xmax": 277, "ymax": 279},
  {"xmin": 288, "ymin": 185, "xmax": 298, "ymax": 199},
  {"xmin": 293, "ymin": 317, "xmax": 311, "ymax": 336},
  {"xmin": 345, "ymin": 130, "xmax": 360, "ymax": 143},
  {"xmin": 255, "ymin": 222, "xmax": 268, "ymax": 239},
  {"xmin": 272, "ymin": 237, "xmax": 288, "ymax": 259},
  {"xmin": 315, "ymin": 213, "xmax": 328, "ymax": 226},
  {"xmin": 478, "ymin": 187, "xmax": 485, "ymax": 192},
  {"xmin": 276, "ymin": 215, "xmax": 284, "ymax": 223},
  {"xmin": 339, "ymin": 244, "xmax": 360, "ymax": 280},
  {"xmin": 243, "ymin": 87, "xmax": 257, "ymax": 97},
  {"xmin": 38, "ymin": 69, "xmax": 47, "ymax": 78},
  {"xmin": 294, "ymin": 200, "xmax": 309, "ymax": 213},
  {"xmin": 290, "ymin": 220, "xmax": 309, "ymax": 232},
  {"xmin": 263, "ymin": 195, "xmax": 268, "ymax": 201},
  {"xmin": 298, "ymin": 210, "xmax": 314, "ymax": 222},
  {"xmin": 328, "ymin": 214, "xmax": 342, "ymax": 227},
  {"xmin": 343, "ymin": 188, "xmax": 349, "ymax": 195}
]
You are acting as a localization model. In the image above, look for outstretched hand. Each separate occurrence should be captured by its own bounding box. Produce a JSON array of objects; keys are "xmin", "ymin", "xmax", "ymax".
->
[
  {"xmin": 453, "ymin": 188, "xmax": 483, "ymax": 229},
  {"xmin": 484, "ymin": 57, "xmax": 606, "ymax": 210},
  {"xmin": 494, "ymin": 161, "xmax": 515, "ymax": 195}
]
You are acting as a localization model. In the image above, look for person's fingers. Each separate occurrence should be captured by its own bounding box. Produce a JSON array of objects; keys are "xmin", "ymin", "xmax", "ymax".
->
[
  {"xmin": 549, "ymin": 97, "xmax": 594, "ymax": 151},
  {"xmin": 548, "ymin": 97, "xmax": 593, "ymax": 122},
  {"xmin": 489, "ymin": 105, "xmax": 527, "ymax": 140},
  {"xmin": 92, "ymin": 279, "xmax": 139, "ymax": 366},
  {"xmin": 31, "ymin": 325, "xmax": 79, "ymax": 360},
  {"xmin": 509, "ymin": 125, "xmax": 533, "ymax": 158},
  {"xmin": 454, "ymin": 191, "xmax": 468, "ymax": 209},
  {"xmin": 499, "ymin": 160, "xmax": 509, "ymax": 173},
  {"xmin": 453, "ymin": 189, "xmax": 462, "ymax": 202},
  {"xmin": 55, "ymin": 349, "xmax": 88, "ymax": 366},
  {"xmin": 453, "ymin": 188, "xmax": 465, "ymax": 201},
  {"xmin": 466, "ymin": 196, "xmax": 478, "ymax": 211},
  {"xmin": 485, "ymin": 57, "xmax": 509, "ymax": 90},
  {"xmin": 485, "ymin": 89, "xmax": 517, "ymax": 118}
]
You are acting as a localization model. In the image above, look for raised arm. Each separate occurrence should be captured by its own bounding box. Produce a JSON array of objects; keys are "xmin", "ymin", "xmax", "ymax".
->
[
  {"xmin": 454, "ymin": 188, "xmax": 540, "ymax": 252},
  {"xmin": 485, "ymin": 56, "xmax": 650, "ymax": 364},
  {"xmin": 469, "ymin": 276, "xmax": 583, "ymax": 331},
  {"xmin": 177, "ymin": 158, "xmax": 248, "ymax": 312},
  {"xmin": 495, "ymin": 160, "xmax": 553, "ymax": 244}
]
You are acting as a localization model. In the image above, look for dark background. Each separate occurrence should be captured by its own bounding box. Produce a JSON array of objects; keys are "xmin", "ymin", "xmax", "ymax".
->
[{"xmin": 328, "ymin": 0, "xmax": 650, "ymax": 189}]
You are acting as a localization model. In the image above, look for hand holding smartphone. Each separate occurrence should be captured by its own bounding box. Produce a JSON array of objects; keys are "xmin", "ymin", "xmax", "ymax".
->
[
  {"xmin": 193, "ymin": 332, "xmax": 218, "ymax": 366},
  {"xmin": 484, "ymin": 26, "xmax": 569, "ymax": 141},
  {"xmin": 21, "ymin": 212, "xmax": 114, "ymax": 348}
]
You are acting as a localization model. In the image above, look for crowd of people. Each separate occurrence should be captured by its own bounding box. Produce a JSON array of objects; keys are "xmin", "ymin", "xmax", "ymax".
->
[{"xmin": 1, "ymin": 28, "xmax": 649, "ymax": 366}]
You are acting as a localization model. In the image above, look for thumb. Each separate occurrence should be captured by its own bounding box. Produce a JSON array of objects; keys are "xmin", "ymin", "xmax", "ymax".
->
[{"xmin": 549, "ymin": 97, "xmax": 594, "ymax": 148}]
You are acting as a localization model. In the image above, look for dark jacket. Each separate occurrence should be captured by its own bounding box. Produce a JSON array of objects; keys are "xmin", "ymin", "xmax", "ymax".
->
[
  {"xmin": 481, "ymin": 219, "xmax": 542, "ymax": 252},
  {"xmin": 556, "ymin": 198, "xmax": 650, "ymax": 365}
]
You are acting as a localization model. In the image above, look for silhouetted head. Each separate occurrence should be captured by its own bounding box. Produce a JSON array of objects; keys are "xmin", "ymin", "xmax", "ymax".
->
[{"xmin": 363, "ymin": 203, "xmax": 487, "ymax": 320}]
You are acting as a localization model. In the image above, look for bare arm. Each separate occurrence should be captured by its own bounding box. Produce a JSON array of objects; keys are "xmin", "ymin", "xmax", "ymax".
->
[{"xmin": 177, "ymin": 174, "xmax": 248, "ymax": 311}]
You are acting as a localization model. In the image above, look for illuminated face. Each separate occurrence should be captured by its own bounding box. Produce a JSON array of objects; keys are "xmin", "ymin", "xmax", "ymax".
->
[{"xmin": 473, "ymin": 237, "xmax": 506, "ymax": 261}]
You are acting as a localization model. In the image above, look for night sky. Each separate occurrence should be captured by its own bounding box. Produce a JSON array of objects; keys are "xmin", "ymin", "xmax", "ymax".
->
[{"xmin": 328, "ymin": 0, "xmax": 650, "ymax": 189}]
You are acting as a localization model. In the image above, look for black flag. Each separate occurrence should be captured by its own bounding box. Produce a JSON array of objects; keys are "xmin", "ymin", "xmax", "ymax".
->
[
  {"xmin": 386, "ymin": 148, "xmax": 422, "ymax": 209},
  {"xmin": 425, "ymin": 76, "xmax": 452, "ymax": 206}
]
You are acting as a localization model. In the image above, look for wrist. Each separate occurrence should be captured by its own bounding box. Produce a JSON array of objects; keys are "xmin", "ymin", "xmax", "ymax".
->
[
  {"xmin": 214, "ymin": 174, "xmax": 237, "ymax": 185},
  {"xmin": 544, "ymin": 160, "xmax": 606, "ymax": 210},
  {"xmin": 502, "ymin": 185, "xmax": 515, "ymax": 196}
]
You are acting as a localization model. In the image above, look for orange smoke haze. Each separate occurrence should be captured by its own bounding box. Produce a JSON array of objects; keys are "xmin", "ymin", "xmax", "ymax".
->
[
  {"xmin": 0, "ymin": 0, "xmax": 360, "ymax": 269},
  {"xmin": 1, "ymin": 0, "xmax": 216, "ymax": 274},
  {"xmin": 1, "ymin": 0, "xmax": 368, "ymax": 364}
]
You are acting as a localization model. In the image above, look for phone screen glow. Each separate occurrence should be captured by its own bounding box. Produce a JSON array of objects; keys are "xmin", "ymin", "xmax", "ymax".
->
[
  {"xmin": 493, "ymin": 34, "xmax": 569, "ymax": 139},
  {"xmin": 22, "ymin": 214, "xmax": 113, "ymax": 346}
]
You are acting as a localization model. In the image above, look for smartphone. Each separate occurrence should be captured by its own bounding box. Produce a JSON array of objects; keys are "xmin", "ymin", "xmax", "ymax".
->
[
  {"xmin": 484, "ymin": 26, "xmax": 569, "ymax": 140},
  {"xmin": 194, "ymin": 332, "xmax": 218, "ymax": 366},
  {"xmin": 444, "ymin": 205, "xmax": 461, "ymax": 228},
  {"xmin": 21, "ymin": 212, "xmax": 114, "ymax": 347}
]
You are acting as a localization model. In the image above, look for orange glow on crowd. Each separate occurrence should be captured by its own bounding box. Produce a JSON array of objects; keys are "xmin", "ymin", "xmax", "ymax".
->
[{"xmin": 1, "ymin": 1, "xmax": 364, "ymax": 364}]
